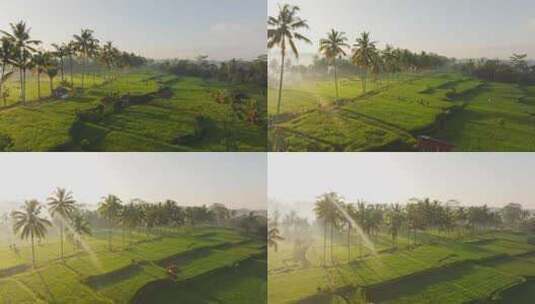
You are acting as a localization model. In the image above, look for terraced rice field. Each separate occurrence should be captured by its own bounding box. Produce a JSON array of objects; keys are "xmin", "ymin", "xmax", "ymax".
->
[
  {"xmin": 270, "ymin": 73, "xmax": 535, "ymax": 151},
  {"xmin": 0, "ymin": 70, "xmax": 266, "ymax": 151},
  {"xmin": 268, "ymin": 230, "xmax": 535, "ymax": 303},
  {"xmin": 0, "ymin": 227, "xmax": 265, "ymax": 304}
]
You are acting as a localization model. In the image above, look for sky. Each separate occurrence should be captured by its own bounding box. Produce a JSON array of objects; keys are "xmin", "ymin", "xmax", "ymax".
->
[
  {"xmin": 0, "ymin": 153, "xmax": 267, "ymax": 211},
  {"xmin": 269, "ymin": 153, "xmax": 535, "ymax": 218},
  {"xmin": 268, "ymin": 0, "xmax": 535, "ymax": 61},
  {"xmin": 0, "ymin": 0, "xmax": 266, "ymax": 60}
]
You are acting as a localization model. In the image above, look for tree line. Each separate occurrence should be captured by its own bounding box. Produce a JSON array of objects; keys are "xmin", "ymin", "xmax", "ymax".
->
[
  {"xmin": 457, "ymin": 54, "xmax": 535, "ymax": 85},
  {"xmin": 158, "ymin": 54, "xmax": 267, "ymax": 88},
  {"xmin": 269, "ymin": 192, "xmax": 534, "ymax": 265},
  {"xmin": 268, "ymin": 4, "xmax": 451, "ymax": 115},
  {"xmin": 0, "ymin": 21, "xmax": 147, "ymax": 106},
  {"xmin": 1, "ymin": 187, "xmax": 266, "ymax": 267}
]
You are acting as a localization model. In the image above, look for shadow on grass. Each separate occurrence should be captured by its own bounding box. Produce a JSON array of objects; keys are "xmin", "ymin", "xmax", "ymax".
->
[{"xmin": 84, "ymin": 262, "xmax": 144, "ymax": 290}]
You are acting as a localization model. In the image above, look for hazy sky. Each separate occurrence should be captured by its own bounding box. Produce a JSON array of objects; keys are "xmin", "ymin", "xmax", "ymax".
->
[
  {"xmin": 268, "ymin": 0, "xmax": 535, "ymax": 60},
  {"xmin": 269, "ymin": 153, "xmax": 535, "ymax": 217},
  {"xmin": 0, "ymin": 153, "xmax": 266, "ymax": 211},
  {"xmin": 0, "ymin": 0, "xmax": 265, "ymax": 60}
]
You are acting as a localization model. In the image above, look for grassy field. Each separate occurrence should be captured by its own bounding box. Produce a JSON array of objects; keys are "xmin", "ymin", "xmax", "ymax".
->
[
  {"xmin": 268, "ymin": 230, "xmax": 535, "ymax": 303},
  {"xmin": 0, "ymin": 226, "xmax": 265, "ymax": 304},
  {"xmin": 270, "ymin": 73, "xmax": 535, "ymax": 151},
  {"xmin": 0, "ymin": 70, "xmax": 266, "ymax": 151}
]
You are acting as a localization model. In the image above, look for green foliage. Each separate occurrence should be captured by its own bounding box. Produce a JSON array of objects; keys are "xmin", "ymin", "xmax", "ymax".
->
[
  {"xmin": 0, "ymin": 71, "xmax": 266, "ymax": 151},
  {"xmin": 271, "ymin": 73, "xmax": 535, "ymax": 151},
  {"xmin": 0, "ymin": 132, "xmax": 13, "ymax": 151}
]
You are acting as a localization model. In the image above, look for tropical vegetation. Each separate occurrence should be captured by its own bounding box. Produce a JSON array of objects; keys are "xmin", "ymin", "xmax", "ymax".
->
[
  {"xmin": 269, "ymin": 192, "xmax": 535, "ymax": 303},
  {"xmin": 0, "ymin": 20, "xmax": 267, "ymax": 152},
  {"xmin": 268, "ymin": 3, "xmax": 535, "ymax": 152},
  {"xmin": 0, "ymin": 188, "xmax": 267, "ymax": 303}
]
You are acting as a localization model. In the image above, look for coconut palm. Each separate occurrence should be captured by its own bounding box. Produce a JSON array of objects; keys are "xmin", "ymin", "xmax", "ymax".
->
[
  {"xmin": 0, "ymin": 37, "xmax": 15, "ymax": 106},
  {"xmin": 381, "ymin": 44, "xmax": 400, "ymax": 84},
  {"xmin": 100, "ymin": 41, "xmax": 118, "ymax": 82},
  {"xmin": 98, "ymin": 194, "xmax": 122, "ymax": 251},
  {"xmin": 72, "ymin": 29, "xmax": 99, "ymax": 89},
  {"xmin": 11, "ymin": 200, "xmax": 52, "ymax": 267},
  {"xmin": 319, "ymin": 29, "xmax": 349, "ymax": 100},
  {"xmin": 386, "ymin": 204, "xmax": 404, "ymax": 248},
  {"xmin": 66, "ymin": 41, "xmax": 76, "ymax": 87},
  {"xmin": 344, "ymin": 203, "xmax": 357, "ymax": 262},
  {"xmin": 46, "ymin": 65, "xmax": 59, "ymax": 94},
  {"xmin": 47, "ymin": 187, "xmax": 77, "ymax": 260},
  {"xmin": 0, "ymin": 21, "xmax": 41, "ymax": 103},
  {"xmin": 51, "ymin": 43, "xmax": 68, "ymax": 82},
  {"xmin": 31, "ymin": 51, "xmax": 49, "ymax": 100},
  {"xmin": 268, "ymin": 227, "xmax": 284, "ymax": 252},
  {"xmin": 314, "ymin": 192, "xmax": 342, "ymax": 265},
  {"xmin": 87, "ymin": 39, "xmax": 100, "ymax": 85},
  {"xmin": 69, "ymin": 212, "xmax": 91, "ymax": 250},
  {"xmin": 351, "ymin": 32, "xmax": 378, "ymax": 93},
  {"xmin": 120, "ymin": 201, "xmax": 144, "ymax": 245},
  {"xmin": 268, "ymin": 4, "xmax": 311, "ymax": 115}
]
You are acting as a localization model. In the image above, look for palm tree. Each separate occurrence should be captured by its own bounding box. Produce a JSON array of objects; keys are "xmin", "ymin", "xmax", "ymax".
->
[
  {"xmin": 381, "ymin": 44, "xmax": 399, "ymax": 85},
  {"xmin": 70, "ymin": 212, "xmax": 91, "ymax": 250},
  {"xmin": 11, "ymin": 200, "xmax": 52, "ymax": 267},
  {"xmin": 87, "ymin": 39, "xmax": 100, "ymax": 85},
  {"xmin": 72, "ymin": 29, "xmax": 98, "ymax": 89},
  {"xmin": 0, "ymin": 21, "xmax": 41, "ymax": 103},
  {"xmin": 0, "ymin": 37, "xmax": 15, "ymax": 106},
  {"xmin": 98, "ymin": 194, "xmax": 122, "ymax": 251},
  {"xmin": 314, "ymin": 192, "xmax": 341, "ymax": 265},
  {"xmin": 355, "ymin": 201, "xmax": 367, "ymax": 257},
  {"xmin": 51, "ymin": 43, "xmax": 68, "ymax": 82},
  {"xmin": 120, "ymin": 201, "xmax": 144, "ymax": 245},
  {"xmin": 268, "ymin": 227, "xmax": 284, "ymax": 252},
  {"xmin": 47, "ymin": 187, "xmax": 77, "ymax": 260},
  {"xmin": 46, "ymin": 65, "xmax": 59, "ymax": 94},
  {"xmin": 66, "ymin": 41, "xmax": 76, "ymax": 87},
  {"xmin": 268, "ymin": 4, "xmax": 311, "ymax": 115},
  {"xmin": 319, "ymin": 29, "xmax": 349, "ymax": 100},
  {"xmin": 351, "ymin": 32, "xmax": 378, "ymax": 93},
  {"xmin": 345, "ymin": 203, "xmax": 357, "ymax": 262},
  {"xmin": 386, "ymin": 204, "xmax": 404, "ymax": 248},
  {"xmin": 31, "ymin": 51, "xmax": 48, "ymax": 100},
  {"xmin": 100, "ymin": 41, "xmax": 118, "ymax": 82}
]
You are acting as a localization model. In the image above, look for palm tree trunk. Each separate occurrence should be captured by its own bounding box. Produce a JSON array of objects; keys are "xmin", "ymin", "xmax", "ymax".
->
[
  {"xmin": 0, "ymin": 62, "xmax": 5, "ymax": 106},
  {"xmin": 108, "ymin": 219, "xmax": 112, "ymax": 251},
  {"xmin": 19, "ymin": 68, "xmax": 23, "ymax": 103},
  {"xmin": 60, "ymin": 222, "xmax": 64, "ymax": 259},
  {"xmin": 323, "ymin": 222, "xmax": 327, "ymax": 266},
  {"xmin": 81, "ymin": 56, "xmax": 86, "ymax": 89},
  {"xmin": 359, "ymin": 234, "xmax": 363, "ymax": 258},
  {"xmin": 334, "ymin": 61, "xmax": 339, "ymax": 100},
  {"xmin": 69, "ymin": 56, "xmax": 74, "ymax": 87},
  {"xmin": 60, "ymin": 58, "xmax": 64, "ymax": 82},
  {"xmin": 50, "ymin": 78, "xmax": 54, "ymax": 95},
  {"xmin": 276, "ymin": 51, "xmax": 285, "ymax": 115},
  {"xmin": 23, "ymin": 68, "xmax": 26, "ymax": 103},
  {"xmin": 347, "ymin": 223, "xmax": 351, "ymax": 262},
  {"xmin": 37, "ymin": 72, "xmax": 41, "ymax": 100},
  {"xmin": 331, "ymin": 223, "xmax": 334, "ymax": 264},
  {"xmin": 362, "ymin": 69, "xmax": 367, "ymax": 93},
  {"xmin": 31, "ymin": 233, "xmax": 35, "ymax": 267}
]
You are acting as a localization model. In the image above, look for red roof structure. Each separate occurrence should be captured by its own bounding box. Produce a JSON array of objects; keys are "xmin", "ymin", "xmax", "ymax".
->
[{"xmin": 417, "ymin": 136, "xmax": 456, "ymax": 152}]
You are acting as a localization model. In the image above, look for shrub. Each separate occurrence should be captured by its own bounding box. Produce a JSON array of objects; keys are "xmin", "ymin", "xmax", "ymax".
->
[
  {"xmin": 75, "ymin": 103, "xmax": 105, "ymax": 122},
  {"xmin": 0, "ymin": 133, "xmax": 14, "ymax": 151}
]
